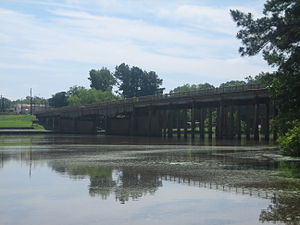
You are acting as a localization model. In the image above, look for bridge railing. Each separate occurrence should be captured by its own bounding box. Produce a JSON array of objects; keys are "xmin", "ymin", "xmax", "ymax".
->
[{"xmin": 37, "ymin": 83, "xmax": 267, "ymax": 114}]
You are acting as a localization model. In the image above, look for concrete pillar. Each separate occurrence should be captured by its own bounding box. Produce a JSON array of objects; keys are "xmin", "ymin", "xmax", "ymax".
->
[
  {"xmin": 208, "ymin": 108, "xmax": 213, "ymax": 139},
  {"xmin": 104, "ymin": 116, "xmax": 109, "ymax": 135},
  {"xmin": 130, "ymin": 109, "xmax": 136, "ymax": 136},
  {"xmin": 183, "ymin": 109, "xmax": 188, "ymax": 138},
  {"xmin": 148, "ymin": 106, "xmax": 152, "ymax": 136},
  {"xmin": 167, "ymin": 109, "xmax": 173, "ymax": 137},
  {"xmin": 199, "ymin": 107, "xmax": 205, "ymax": 139},
  {"xmin": 163, "ymin": 110, "xmax": 167, "ymax": 137},
  {"xmin": 52, "ymin": 117, "xmax": 55, "ymax": 130},
  {"xmin": 264, "ymin": 102, "xmax": 270, "ymax": 141},
  {"xmin": 191, "ymin": 103, "xmax": 196, "ymax": 139},
  {"xmin": 176, "ymin": 109, "xmax": 181, "ymax": 138},
  {"xmin": 229, "ymin": 105, "xmax": 234, "ymax": 139},
  {"xmin": 237, "ymin": 107, "xmax": 241, "ymax": 139},
  {"xmin": 246, "ymin": 106, "xmax": 251, "ymax": 140},
  {"xmin": 253, "ymin": 102, "xmax": 259, "ymax": 141},
  {"xmin": 217, "ymin": 102, "xmax": 224, "ymax": 139}
]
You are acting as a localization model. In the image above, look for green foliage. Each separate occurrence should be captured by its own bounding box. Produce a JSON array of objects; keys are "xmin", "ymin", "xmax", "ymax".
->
[
  {"xmin": 67, "ymin": 88, "xmax": 118, "ymax": 106},
  {"xmin": 114, "ymin": 63, "xmax": 164, "ymax": 98},
  {"xmin": 88, "ymin": 68, "xmax": 116, "ymax": 91},
  {"xmin": 1, "ymin": 97, "xmax": 12, "ymax": 112},
  {"xmin": 48, "ymin": 92, "xmax": 68, "ymax": 108},
  {"xmin": 278, "ymin": 120, "xmax": 300, "ymax": 157},
  {"xmin": 219, "ymin": 80, "xmax": 246, "ymax": 88},
  {"xmin": 13, "ymin": 96, "xmax": 47, "ymax": 105},
  {"xmin": 170, "ymin": 83, "xmax": 214, "ymax": 94},
  {"xmin": 245, "ymin": 73, "xmax": 270, "ymax": 85},
  {"xmin": 231, "ymin": 0, "xmax": 300, "ymax": 156}
]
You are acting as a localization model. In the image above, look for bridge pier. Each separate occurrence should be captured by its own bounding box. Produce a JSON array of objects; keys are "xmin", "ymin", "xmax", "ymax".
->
[
  {"xmin": 217, "ymin": 102, "xmax": 225, "ymax": 139},
  {"xmin": 246, "ymin": 108, "xmax": 251, "ymax": 140},
  {"xmin": 167, "ymin": 109, "xmax": 173, "ymax": 137},
  {"xmin": 176, "ymin": 109, "xmax": 181, "ymax": 138},
  {"xmin": 130, "ymin": 109, "xmax": 136, "ymax": 136},
  {"xmin": 162, "ymin": 110, "xmax": 167, "ymax": 137},
  {"xmin": 183, "ymin": 109, "xmax": 188, "ymax": 138},
  {"xmin": 236, "ymin": 107, "xmax": 241, "ymax": 140},
  {"xmin": 229, "ymin": 105, "xmax": 234, "ymax": 139},
  {"xmin": 264, "ymin": 103, "xmax": 270, "ymax": 141},
  {"xmin": 208, "ymin": 108, "xmax": 213, "ymax": 140},
  {"xmin": 253, "ymin": 101, "xmax": 260, "ymax": 141},
  {"xmin": 191, "ymin": 103, "xmax": 196, "ymax": 139},
  {"xmin": 199, "ymin": 107, "xmax": 205, "ymax": 139}
]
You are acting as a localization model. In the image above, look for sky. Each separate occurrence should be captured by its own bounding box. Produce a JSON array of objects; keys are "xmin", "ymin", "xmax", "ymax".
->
[{"xmin": 0, "ymin": 0, "xmax": 273, "ymax": 100}]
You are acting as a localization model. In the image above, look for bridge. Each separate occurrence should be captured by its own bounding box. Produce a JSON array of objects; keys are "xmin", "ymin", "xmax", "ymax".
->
[{"xmin": 36, "ymin": 84, "xmax": 276, "ymax": 140}]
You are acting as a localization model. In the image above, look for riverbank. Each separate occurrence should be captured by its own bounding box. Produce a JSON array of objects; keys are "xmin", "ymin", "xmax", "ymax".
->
[
  {"xmin": 0, "ymin": 114, "xmax": 44, "ymax": 130},
  {"xmin": 0, "ymin": 129, "xmax": 53, "ymax": 135}
]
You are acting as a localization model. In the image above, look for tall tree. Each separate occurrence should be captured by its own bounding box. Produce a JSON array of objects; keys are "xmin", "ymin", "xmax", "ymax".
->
[
  {"xmin": 231, "ymin": 0, "xmax": 300, "ymax": 156},
  {"xmin": 114, "ymin": 63, "xmax": 164, "ymax": 98},
  {"xmin": 230, "ymin": 0, "xmax": 300, "ymax": 119},
  {"xmin": 88, "ymin": 68, "xmax": 116, "ymax": 91},
  {"xmin": 48, "ymin": 92, "xmax": 68, "ymax": 108},
  {"xmin": 0, "ymin": 97, "xmax": 11, "ymax": 112}
]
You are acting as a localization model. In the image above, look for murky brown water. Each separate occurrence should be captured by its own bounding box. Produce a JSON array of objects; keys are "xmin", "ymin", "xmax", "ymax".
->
[{"xmin": 0, "ymin": 134, "xmax": 300, "ymax": 225}]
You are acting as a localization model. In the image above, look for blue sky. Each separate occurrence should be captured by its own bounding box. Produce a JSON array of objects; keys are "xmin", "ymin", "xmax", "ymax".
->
[{"xmin": 0, "ymin": 0, "xmax": 272, "ymax": 100}]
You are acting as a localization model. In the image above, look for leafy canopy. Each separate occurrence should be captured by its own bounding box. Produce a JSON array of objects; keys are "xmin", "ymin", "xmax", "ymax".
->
[
  {"xmin": 67, "ymin": 86, "xmax": 118, "ymax": 106},
  {"xmin": 170, "ymin": 83, "xmax": 214, "ymax": 94},
  {"xmin": 88, "ymin": 67, "xmax": 116, "ymax": 91},
  {"xmin": 48, "ymin": 92, "xmax": 68, "ymax": 108},
  {"xmin": 231, "ymin": 0, "xmax": 300, "ymax": 156},
  {"xmin": 114, "ymin": 63, "xmax": 164, "ymax": 98},
  {"xmin": 230, "ymin": 0, "xmax": 300, "ymax": 116}
]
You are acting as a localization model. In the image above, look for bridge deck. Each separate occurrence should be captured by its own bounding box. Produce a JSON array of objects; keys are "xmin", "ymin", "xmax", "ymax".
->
[{"xmin": 37, "ymin": 84, "xmax": 270, "ymax": 118}]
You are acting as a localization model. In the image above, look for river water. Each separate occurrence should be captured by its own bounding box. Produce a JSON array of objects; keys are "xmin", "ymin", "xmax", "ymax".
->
[{"xmin": 0, "ymin": 135, "xmax": 299, "ymax": 225}]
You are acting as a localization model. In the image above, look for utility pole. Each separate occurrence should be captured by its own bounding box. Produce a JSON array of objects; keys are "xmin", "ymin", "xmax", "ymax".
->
[{"xmin": 30, "ymin": 88, "xmax": 33, "ymax": 115}]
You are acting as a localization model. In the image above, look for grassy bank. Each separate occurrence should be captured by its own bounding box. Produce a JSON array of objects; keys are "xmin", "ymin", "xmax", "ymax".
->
[{"xmin": 0, "ymin": 115, "xmax": 44, "ymax": 129}]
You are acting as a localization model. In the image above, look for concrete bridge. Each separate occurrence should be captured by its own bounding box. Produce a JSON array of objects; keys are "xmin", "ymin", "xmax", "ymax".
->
[{"xmin": 36, "ymin": 84, "xmax": 276, "ymax": 140}]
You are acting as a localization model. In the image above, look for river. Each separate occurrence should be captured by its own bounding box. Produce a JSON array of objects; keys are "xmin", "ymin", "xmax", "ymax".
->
[{"xmin": 0, "ymin": 134, "xmax": 299, "ymax": 225}]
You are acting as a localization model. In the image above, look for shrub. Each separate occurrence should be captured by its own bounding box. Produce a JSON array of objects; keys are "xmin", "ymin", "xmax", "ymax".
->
[{"xmin": 278, "ymin": 120, "xmax": 300, "ymax": 157}]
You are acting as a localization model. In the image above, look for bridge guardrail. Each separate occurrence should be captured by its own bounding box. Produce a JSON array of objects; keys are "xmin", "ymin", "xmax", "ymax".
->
[{"xmin": 37, "ymin": 83, "xmax": 267, "ymax": 115}]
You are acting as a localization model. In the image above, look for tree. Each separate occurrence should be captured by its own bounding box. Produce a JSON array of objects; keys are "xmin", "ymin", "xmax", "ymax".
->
[
  {"xmin": 67, "ymin": 88, "xmax": 118, "ymax": 106},
  {"xmin": 114, "ymin": 63, "xmax": 164, "ymax": 98},
  {"xmin": 88, "ymin": 68, "xmax": 116, "ymax": 91},
  {"xmin": 48, "ymin": 92, "xmax": 68, "ymax": 108},
  {"xmin": 219, "ymin": 80, "xmax": 246, "ymax": 88},
  {"xmin": 0, "ymin": 97, "xmax": 12, "ymax": 112},
  {"xmin": 170, "ymin": 83, "xmax": 214, "ymax": 94},
  {"xmin": 231, "ymin": 0, "xmax": 300, "ymax": 156},
  {"xmin": 14, "ymin": 96, "xmax": 47, "ymax": 105}
]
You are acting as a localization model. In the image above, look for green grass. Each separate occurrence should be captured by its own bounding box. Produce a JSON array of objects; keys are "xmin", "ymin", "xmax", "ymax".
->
[{"xmin": 0, "ymin": 115, "xmax": 44, "ymax": 129}]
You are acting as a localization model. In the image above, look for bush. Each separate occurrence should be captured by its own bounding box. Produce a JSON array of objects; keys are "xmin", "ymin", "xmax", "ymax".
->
[{"xmin": 278, "ymin": 120, "xmax": 300, "ymax": 157}]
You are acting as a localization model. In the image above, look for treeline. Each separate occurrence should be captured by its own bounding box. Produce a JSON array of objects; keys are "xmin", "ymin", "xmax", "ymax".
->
[
  {"xmin": 47, "ymin": 63, "xmax": 164, "ymax": 108},
  {"xmin": 1, "ymin": 62, "xmax": 264, "ymax": 111},
  {"xmin": 0, "ymin": 96, "xmax": 47, "ymax": 112}
]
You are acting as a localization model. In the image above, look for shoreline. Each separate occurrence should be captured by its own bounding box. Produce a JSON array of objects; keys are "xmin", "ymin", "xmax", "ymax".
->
[{"xmin": 0, "ymin": 129, "xmax": 54, "ymax": 135}]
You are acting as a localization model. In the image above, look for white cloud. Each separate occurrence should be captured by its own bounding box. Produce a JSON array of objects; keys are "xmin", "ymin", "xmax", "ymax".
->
[
  {"xmin": 0, "ymin": 1, "xmax": 270, "ymax": 99},
  {"xmin": 156, "ymin": 4, "xmax": 262, "ymax": 35}
]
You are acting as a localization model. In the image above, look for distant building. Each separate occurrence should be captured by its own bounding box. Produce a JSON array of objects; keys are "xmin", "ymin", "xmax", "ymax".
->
[{"xmin": 14, "ymin": 104, "xmax": 47, "ymax": 114}]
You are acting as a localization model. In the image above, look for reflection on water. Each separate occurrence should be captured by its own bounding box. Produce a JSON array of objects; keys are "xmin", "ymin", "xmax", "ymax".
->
[{"xmin": 0, "ymin": 135, "xmax": 300, "ymax": 225}]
